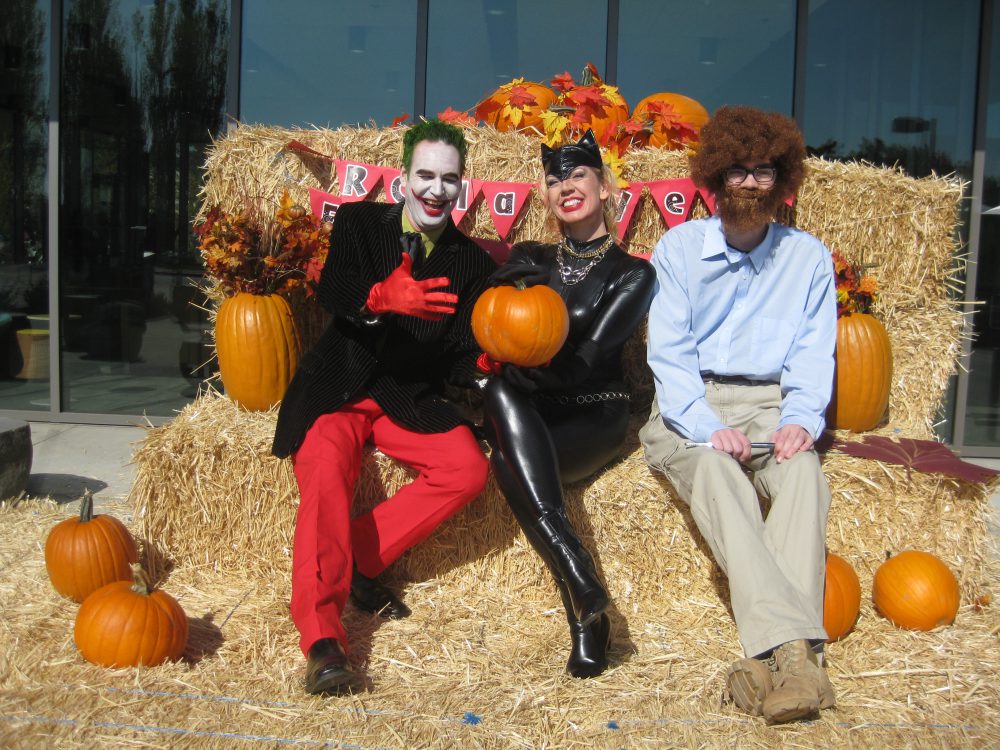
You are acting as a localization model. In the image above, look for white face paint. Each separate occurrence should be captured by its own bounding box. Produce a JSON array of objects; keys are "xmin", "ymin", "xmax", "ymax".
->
[{"xmin": 400, "ymin": 140, "xmax": 463, "ymax": 232}]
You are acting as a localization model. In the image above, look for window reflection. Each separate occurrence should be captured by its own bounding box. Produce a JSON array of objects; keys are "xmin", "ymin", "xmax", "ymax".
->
[
  {"xmin": 617, "ymin": 0, "xmax": 794, "ymax": 115},
  {"xmin": 240, "ymin": 1, "xmax": 417, "ymax": 127},
  {"xmin": 802, "ymin": 0, "xmax": 978, "ymax": 181},
  {"xmin": 59, "ymin": 0, "xmax": 227, "ymax": 416},
  {"xmin": 0, "ymin": 0, "xmax": 49, "ymax": 409},
  {"xmin": 426, "ymin": 0, "xmax": 606, "ymax": 118}
]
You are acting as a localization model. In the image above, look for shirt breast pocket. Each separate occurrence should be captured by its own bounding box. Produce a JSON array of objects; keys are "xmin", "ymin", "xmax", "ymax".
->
[{"xmin": 753, "ymin": 317, "xmax": 797, "ymax": 369}]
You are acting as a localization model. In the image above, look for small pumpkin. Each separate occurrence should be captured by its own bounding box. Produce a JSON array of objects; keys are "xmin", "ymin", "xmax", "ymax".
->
[
  {"xmin": 823, "ymin": 552, "xmax": 861, "ymax": 642},
  {"xmin": 44, "ymin": 490, "xmax": 138, "ymax": 602},
  {"xmin": 74, "ymin": 563, "xmax": 188, "ymax": 668},
  {"xmin": 215, "ymin": 292, "xmax": 302, "ymax": 411},
  {"xmin": 828, "ymin": 312, "xmax": 892, "ymax": 432},
  {"xmin": 472, "ymin": 281, "xmax": 569, "ymax": 367},
  {"xmin": 873, "ymin": 550, "xmax": 960, "ymax": 631},
  {"xmin": 474, "ymin": 79, "xmax": 558, "ymax": 134}
]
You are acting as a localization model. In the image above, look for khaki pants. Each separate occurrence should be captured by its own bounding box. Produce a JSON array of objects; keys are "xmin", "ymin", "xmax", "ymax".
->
[{"xmin": 639, "ymin": 382, "xmax": 830, "ymax": 657}]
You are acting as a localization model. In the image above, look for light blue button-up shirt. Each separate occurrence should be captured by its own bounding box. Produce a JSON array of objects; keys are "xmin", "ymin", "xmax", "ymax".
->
[{"xmin": 647, "ymin": 216, "xmax": 837, "ymax": 442}]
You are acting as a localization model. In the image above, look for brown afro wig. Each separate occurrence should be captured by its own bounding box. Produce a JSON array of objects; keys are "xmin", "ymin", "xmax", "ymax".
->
[{"xmin": 689, "ymin": 106, "xmax": 806, "ymax": 198}]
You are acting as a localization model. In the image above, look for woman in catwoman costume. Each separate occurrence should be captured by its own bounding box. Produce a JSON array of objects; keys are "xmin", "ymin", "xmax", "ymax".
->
[{"xmin": 480, "ymin": 130, "xmax": 656, "ymax": 677}]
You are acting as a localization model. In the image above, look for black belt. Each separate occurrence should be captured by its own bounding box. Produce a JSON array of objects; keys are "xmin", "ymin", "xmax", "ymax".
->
[{"xmin": 701, "ymin": 373, "xmax": 777, "ymax": 386}]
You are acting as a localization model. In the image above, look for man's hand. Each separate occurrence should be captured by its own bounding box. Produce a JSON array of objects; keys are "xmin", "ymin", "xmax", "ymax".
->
[
  {"xmin": 366, "ymin": 253, "xmax": 458, "ymax": 320},
  {"xmin": 710, "ymin": 428, "xmax": 751, "ymax": 463},
  {"xmin": 773, "ymin": 423, "xmax": 814, "ymax": 463}
]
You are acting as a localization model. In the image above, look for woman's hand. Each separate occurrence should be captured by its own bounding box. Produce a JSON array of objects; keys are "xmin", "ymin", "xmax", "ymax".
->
[{"xmin": 488, "ymin": 262, "xmax": 550, "ymax": 287}]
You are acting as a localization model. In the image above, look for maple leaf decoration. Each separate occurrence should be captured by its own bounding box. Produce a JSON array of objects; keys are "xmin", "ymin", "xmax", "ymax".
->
[
  {"xmin": 833, "ymin": 435, "xmax": 1000, "ymax": 483},
  {"xmin": 437, "ymin": 106, "xmax": 477, "ymax": 126}
]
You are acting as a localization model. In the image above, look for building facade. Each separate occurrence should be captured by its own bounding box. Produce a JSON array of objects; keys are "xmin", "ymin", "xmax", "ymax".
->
[{"xmin": 2, "ymin": 0, "xmax": 999, "ymax": 455}]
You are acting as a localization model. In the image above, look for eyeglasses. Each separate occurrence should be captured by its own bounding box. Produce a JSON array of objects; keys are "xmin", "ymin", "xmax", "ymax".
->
[{"xmin": 723, "ymin": 166, "xmax": 777, "ymax": 186}]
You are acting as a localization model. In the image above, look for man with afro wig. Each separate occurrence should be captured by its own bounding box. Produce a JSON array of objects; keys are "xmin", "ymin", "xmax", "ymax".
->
[{"xmin": 640, "ymin": 106, "xmax": 838, "ymax": 724}]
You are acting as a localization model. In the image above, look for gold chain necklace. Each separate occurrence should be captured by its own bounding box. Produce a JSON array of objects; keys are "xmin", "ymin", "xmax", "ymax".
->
[
  {"xmin": 556, "ymin": 235, "xmax": 614, "ymax": 285},
  {"xmin": 558, "ymin": 234, "xmax": 614, "ymax": 259}
]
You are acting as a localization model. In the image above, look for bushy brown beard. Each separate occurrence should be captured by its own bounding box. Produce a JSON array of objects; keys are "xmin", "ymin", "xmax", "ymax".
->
[{"xmin": 716, "ymin": 185, "xmax": 787, "ymax": 233}]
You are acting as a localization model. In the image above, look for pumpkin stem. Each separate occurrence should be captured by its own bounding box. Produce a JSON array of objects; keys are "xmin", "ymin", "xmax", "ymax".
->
[
  {"xmin": 130, "ymin": 563, "xmax": 151, "ymax": 596},
  {"xmin": 514, "ymin": 279, "xmax": 527, "ymax": 292},
  {"xmin": 78, "ymin": 489, "xmax": 95, "ymax": 523},
  {"xmin": 580, "ymin": 66, "xmax": 594, "ymax": 87}
]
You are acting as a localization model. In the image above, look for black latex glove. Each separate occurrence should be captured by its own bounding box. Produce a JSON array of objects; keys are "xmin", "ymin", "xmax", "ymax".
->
[
  {"xmin": 488, "ymin": 262, "xmax": 550, "ymax": 287},
  {"xmin": 501, "ymin": 349, "xmax": 593, "ymax": 394}
]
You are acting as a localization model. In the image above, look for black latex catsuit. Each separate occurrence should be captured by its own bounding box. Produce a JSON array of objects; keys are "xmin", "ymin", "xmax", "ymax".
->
[{"xmin": 481, "ymin": 235, "xmax": 656, "ymax": 677}]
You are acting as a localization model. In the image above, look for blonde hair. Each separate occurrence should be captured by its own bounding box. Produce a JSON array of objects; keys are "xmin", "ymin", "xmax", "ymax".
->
[{"xmin": 539, "ymin": 165, "xmax": 619, "ymax": 241}]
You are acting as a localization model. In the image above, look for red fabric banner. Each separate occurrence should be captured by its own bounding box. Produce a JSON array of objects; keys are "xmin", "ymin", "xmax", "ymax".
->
[
  {"xmin": 381, "ymin": 168, "xmax": 404, "ymax": 204},
  {"xmin": 335, "ymin": 161, "xmax": 383, "ymax": 201},
  {"xmin": 308, "ymin": 188, "xmax": 344, "ymax": 224},
  {"xmin": 696, "ymin": 187, "xmax": 717, "ymax": 215},
  {"xmin": 450, "ymin": 178, "xmax": 483, "ymax": 225},
  {"xmin": 614, "ymin": 183, "xmax": 642, "ymax": 240},
  {"xmin": 480, "ymin": 181, "xmax": 533, "ymax": 240},
  {"xmin": 647, "ymin": 179, "xmax": 698, "ymax": 229}
]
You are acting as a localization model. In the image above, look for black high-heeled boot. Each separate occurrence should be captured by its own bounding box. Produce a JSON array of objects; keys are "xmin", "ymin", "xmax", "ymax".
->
[
  {"xmin": 567, "ymin": 613, "xmax": 611, "ymax": 678},
  {"xmin": 532, "ymin": 509, "xmax": 609, "ymax": 626}
]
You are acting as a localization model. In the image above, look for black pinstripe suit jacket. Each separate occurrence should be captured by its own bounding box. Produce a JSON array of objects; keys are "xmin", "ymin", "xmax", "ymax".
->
[{"xmin": 271, "ymin": 201, "xmax": 497, "ymax": 458}]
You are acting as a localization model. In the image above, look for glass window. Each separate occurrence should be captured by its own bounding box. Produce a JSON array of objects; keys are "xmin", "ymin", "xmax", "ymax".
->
[
  {"xmin": 802, "ymin": 0, "xmax": 978, "ymax": 180},
  {"xmin": 617, "ymin": 0, "xmax": 795, "ymax": 116},
  {"xmin": 0, "ymin": 0, "xmax": 50, "ymax": 410},
  {"xmin": 426, "ymin": 0, "xmax": 607, "ymax": 119},
  {"xmin": 965, "ymin": 13, "xmax": 1000, "ymax": 448},
  {"xmin": 241, "ymin": 1, "xmax": 417, "ymax": 128},
  {"xmin": 59, "ymin": 0, "xmax": 228, "ymax": 417}
]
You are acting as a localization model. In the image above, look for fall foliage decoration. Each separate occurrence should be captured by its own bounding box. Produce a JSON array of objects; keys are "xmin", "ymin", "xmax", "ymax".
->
[
  {"xmin": 542, "ymin": 64, "xmax": 630, "ymax": 149},
  {"xmin": 827, "ymin": 250, "xmax": 891, "ymax": 432},
  {"xmin": 472, "ymin": 280, "xmax": 569, "ymax": 367},
  {"xmin": 873, "ymin": 550, "xmax": 960, "ymax": 631},
  {"xmin": 215, "ymin": 292, "xmax": 302, "ymax": 411},
  {"xmin": 74, "ymin": 563, "xmax": 189, "ymax": 668},
  {"xmin": 474, "ymin": 78, "xmax": 558, "ymax": 135},
  {"xmin": 823, "ymin": 552, "xmax": 862, "ymax": 642},
  {"xmin": 832, "ymin": 434, "xmax": 1000, "ymax": 482},
  {"xmin": 196, "ymin": 190, "xmax": 330, "ymax": 297},
  {"xmin": 44, "ymin": 490, "xmax": 138, "ymax": 603},
  {"xmin": 627, "ymin": 92, "xmax": 708, "ymax": 151}
]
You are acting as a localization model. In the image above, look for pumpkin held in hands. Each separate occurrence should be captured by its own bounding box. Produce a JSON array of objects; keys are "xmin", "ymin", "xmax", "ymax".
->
[
  {"xmin": 823, "ymin": 552, "xmax": 862, "ymax": 642},
  {"xmin": 44, "ymin": 490, "xmax": 138, "ymax": 602},
  {"xmin": 75, "ymin": 563, "xmax": 188, "ymax": 668},
  {"xmin": 873, "ymin": 550, "xmax": 960, "ymax": 631},
  {"xmin": 472, "ymin": 281, "xmax": 569, "ymax": 367}
]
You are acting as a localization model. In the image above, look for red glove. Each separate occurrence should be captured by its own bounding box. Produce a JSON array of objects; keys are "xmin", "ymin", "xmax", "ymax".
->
[
  {"xmin": 366, "ymin": 253, "xmax": 458, "ymax": 320},
  {"xmin": 476, "ymin": 352, "xmax": 503, "ymax": 375}
]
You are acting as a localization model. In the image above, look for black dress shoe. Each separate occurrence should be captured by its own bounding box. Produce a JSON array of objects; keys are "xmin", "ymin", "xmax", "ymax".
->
[
  {"xmin": 349, "ymin": 568, "xmax": 411, "ymax": 619},
  {"xmin": 566, "ymin": 613, "xmax": 611, "ymax": 678},
  {"xmin": 305, "ymin": 638, "xmax": 354, "ymax": 695}
]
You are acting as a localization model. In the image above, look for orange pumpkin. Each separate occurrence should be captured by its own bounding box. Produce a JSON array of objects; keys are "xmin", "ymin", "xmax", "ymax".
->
[
  {"xmin": 828, "ymin": 312, "xmax": 892, "ymax": 432},
  {"xmin": 823, "ymin": 552, "xmax": 861, "ymax": 642},
  {"xmin": 472, "ymin": 281, "xmax": 569, "ymax": 367},
  {"xmin": 873, "ymin": 550, "xmax": 960, "ymax": 631},
  {"xmin": 475, "ymin": 79, "xmax": 558, "ymax": 135},
  {"xmin": 551, "ymin": 65, "xmax": 629, "ymax": 145},
  {"xmin": 75, "ymin": 564, "xmax": 188, "ymax": 668},
  {"xmin": 44, "ymin": 490, "xmax": 138, "ymax": 602},
  {"xmin": 631, "ymin": 92, "xmax": 709, "ymax": 149},
  {"xmin": 215, "ymin": 292, "xmax": 301, "ymax": 411}
]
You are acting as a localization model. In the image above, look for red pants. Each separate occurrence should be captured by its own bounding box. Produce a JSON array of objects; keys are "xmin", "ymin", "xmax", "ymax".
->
[{"xmin": 290, "ymin": 397, "xmax": 488, "ymax": 656}]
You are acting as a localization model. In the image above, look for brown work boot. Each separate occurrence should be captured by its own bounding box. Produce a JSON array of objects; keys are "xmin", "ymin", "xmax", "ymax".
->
[
  {"xmin": 724, "ymin": 657, "xmax": 774, "ymax": 715},
  {"xmin": 762, "ymin": 640, "xmax": 836, "ymax": 724}
]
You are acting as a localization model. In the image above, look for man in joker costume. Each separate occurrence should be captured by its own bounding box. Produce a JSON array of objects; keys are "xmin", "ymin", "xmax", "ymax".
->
[{"xmin": 272, "ymin": 120, "xmax": 495, "ymax": 695}]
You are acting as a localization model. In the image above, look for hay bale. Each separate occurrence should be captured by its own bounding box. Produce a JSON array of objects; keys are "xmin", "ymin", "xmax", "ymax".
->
[
  {"xmin": 5, "ymin": 472, "xmax": 999, "ymax": 747},
  {"xmin": 200, "ymin": 124, "xmax": 965, "ymax": 437}
]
